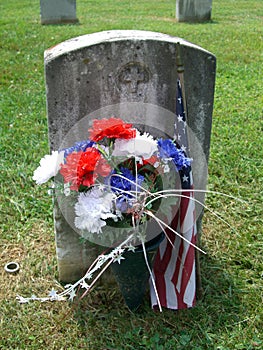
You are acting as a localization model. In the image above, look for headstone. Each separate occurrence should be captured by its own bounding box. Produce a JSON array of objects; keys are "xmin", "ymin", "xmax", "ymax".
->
[
  {"xmin": 44, "ymin": 30, "xmax": 216, "ymax": 283},
  {"xmin": 40, "ymin": 0, "xmax": 78, "ymax": 25},
  {"xmin": 176, "ymin": 0, "xmax": 212, "ymax": 22}
]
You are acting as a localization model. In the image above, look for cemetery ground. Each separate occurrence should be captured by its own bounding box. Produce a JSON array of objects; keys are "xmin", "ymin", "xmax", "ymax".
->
[{"xmin": 0, "ymin": 0, "xmax": 262, "ymax": 349}]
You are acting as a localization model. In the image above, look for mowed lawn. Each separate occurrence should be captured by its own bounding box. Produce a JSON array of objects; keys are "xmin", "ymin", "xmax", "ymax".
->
[{"xmin": 0, "ymin": 0, "xmax": 262, "ymax": 349}]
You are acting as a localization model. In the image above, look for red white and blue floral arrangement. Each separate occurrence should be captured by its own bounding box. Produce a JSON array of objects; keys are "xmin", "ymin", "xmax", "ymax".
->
[{"xmin": 17, "ymin": 117, "xmax": 207, "ymax": 310}]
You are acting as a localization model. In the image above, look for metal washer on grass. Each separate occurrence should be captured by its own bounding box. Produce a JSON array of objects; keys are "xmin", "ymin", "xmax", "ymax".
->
[{"xmin": 4, "ymin": 262, "xmax": 20, "ymax": 274}]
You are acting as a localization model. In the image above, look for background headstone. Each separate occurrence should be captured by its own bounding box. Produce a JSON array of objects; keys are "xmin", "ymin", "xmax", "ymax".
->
[
  {"xmin": 176, "ymin": 0, "xmax": 212, "ymax": 22},
  {"xmin": 44, "ymin": 30, "xmax": 216, "ymax": 283},
  {"xmin": 40, "ymin": 0, "xmax": 78, "ymax": 25}
]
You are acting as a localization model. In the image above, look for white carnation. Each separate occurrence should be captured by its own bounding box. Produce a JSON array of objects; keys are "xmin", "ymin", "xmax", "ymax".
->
[
  {"xmin": 33, "ymin": 150, "xmax": 64, "ymax": 185},
  {"xmin": 112, "ymin": 130, "xmax": 158, "ymax": 159},
  {"xmin": 74, "ymin": 188, "xmax": 120, "ymax": 234}
]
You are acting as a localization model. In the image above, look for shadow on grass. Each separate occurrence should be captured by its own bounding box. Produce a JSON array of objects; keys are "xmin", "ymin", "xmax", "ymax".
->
[{"xmin": 176, "ymin": 19, "xmax": 219, "ymax": 25}]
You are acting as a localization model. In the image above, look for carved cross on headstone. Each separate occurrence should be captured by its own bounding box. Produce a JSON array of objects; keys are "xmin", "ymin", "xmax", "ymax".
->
[{"xmin": 117, "ymin": 62, "xmax": 150, "ymax": 94}]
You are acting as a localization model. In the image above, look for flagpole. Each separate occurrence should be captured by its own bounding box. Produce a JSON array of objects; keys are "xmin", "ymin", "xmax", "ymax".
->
[{"xmin": 175, "ymin": 42, "xmax": 203, "ymax": 299}]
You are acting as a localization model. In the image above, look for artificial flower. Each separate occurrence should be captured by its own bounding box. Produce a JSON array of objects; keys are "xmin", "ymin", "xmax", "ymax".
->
[
  {"xmin": 33, "ymin": 150, "xmax": 65, "ymax": 184},
  {"xmin": 88, "ymin": 117, "xmax": 136, "ymax": 142},
  {"xmin": 109, "ymin": 167, "xmax": 145, "ymax": 212},
  {"xmin": 59, "ymin": 148, "xmax": 111, "ymax": 190},
  {"xmin": 110, "ymin": 167, "xmax": 145, "ymax": 196},
  {"xmin": 157, "ymin": 138, "xmax": 192, "ymax": 171},
  {"xmin": 74, "ymin": 188, "xmax": 119, "ymax": 233},
  {"xmin": 33, "ymin": 118, "xmax": 192, "ymax": 233},
  {"xmin": 112, "ymin": 130, "xmax": 158, "ymax": 159}
]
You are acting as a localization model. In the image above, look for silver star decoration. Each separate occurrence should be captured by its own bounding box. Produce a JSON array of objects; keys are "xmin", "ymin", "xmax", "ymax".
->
[
  {"xmin": 113, "ymin": 254, "xmax": 125, "ymax": 264},
  {"xmin": 126, "ymin": 244, "xmax": 136, "ymax": 252},
  {"xmin": 16, "ymin": 295, "xmax": 29, "ymax": 304},
  {"xmin": 69, "ymin": 288, "xmax": 76, "ymax": 301},
  {"xmin": 48, "ymin": 288, "xmax": 58, "ymax": 298},
  {"xmin": 80, "ymin": 280, "xmax": 90, "ymax": 289}
]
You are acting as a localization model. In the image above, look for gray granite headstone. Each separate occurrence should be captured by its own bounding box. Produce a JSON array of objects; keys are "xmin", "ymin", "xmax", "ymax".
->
[
  {"xmin": 44, "ymin": 30, "xmax": 216, "ymax": 283},
  {"xmin": 176, "ymin": 0, "xmax": 212, "ymax": 22},
  {"xmin": 40, "ymin": 0, "xmax": 78, "ymax": 25}
]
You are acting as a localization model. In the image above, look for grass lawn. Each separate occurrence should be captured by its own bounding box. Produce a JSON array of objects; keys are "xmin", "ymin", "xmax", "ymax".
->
[{"xmin": 0, "ymin": 0, "xmax": 262, "ymax": 349}]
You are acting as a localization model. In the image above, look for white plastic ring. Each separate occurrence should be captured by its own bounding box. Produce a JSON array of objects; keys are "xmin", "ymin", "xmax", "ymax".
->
[{"xmin": 4, "ymin": 262, "xmax": 20, "ymax": 274}]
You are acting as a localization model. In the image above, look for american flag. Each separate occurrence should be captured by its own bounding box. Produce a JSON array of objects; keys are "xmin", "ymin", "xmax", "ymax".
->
[{"xmin": 150, "ymin": 78, "xmax": 197, "ymax": 310}]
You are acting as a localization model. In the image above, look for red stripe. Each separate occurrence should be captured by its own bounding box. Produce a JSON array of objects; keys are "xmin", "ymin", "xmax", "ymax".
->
[
  {"xmin": 153, "ymin": 212, "xmax": 179, "ymax": 307},
  {"xmin": 153, "ymin": 250, "xmax": 167, "ymax": 306},
  {"xmin": 173, "ymin": 228, "xmax": 196, "ymax": 309}
]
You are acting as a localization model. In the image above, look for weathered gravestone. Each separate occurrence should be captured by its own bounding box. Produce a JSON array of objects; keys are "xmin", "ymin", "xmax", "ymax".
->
[
  {"xmin": 176, "ymin": 0, "xmax": 212, "ymax": 22},
  {"xmin": 44, "ymin": 30, "xmax": 216, "ymax": 283},
  {"xmin": 40, "ymin": 0, "xmax": 78, "ymax": 25}
]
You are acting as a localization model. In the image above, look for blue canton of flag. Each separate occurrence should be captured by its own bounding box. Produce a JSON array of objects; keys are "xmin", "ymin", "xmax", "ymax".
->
[
  {"xmin": 175, "ymin": 78, "xmax": 192, "ymax": 189},
  {"xmin": 174, "ymin": 78, "xmax": 189, "ymax": 156}
]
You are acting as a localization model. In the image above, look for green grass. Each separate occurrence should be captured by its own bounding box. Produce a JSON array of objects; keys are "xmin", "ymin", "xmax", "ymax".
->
[{"xmin": 0, "ymin": 0, "xmax": 263, "ymax": 348}]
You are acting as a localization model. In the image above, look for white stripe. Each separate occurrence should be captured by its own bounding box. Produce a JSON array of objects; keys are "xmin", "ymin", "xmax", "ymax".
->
[
  {"xmin": 164, "ymin": 237, "xmax": 180, "ymax": 309},
  {"xmin": 176, "ymin": 200, "xmax": 194, "ymax": 292},
  {"xmin": 181, "ymin": 193, "xmax": 195, "ymax": 235},
  {"xmin": 183, "ymin": 261, "xmax": 196, "ymax": 306}
]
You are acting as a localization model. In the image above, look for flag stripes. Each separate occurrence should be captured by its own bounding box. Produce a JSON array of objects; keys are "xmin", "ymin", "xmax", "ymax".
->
[{"xmin": 150, "ymin": 78, "xmax": 197, "ymax": 310}]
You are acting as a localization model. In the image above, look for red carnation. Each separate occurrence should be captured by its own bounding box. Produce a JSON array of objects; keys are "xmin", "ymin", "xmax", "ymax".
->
[
  {"xmin": 59, "ymin": 148, "xmax": 111, "ymax": 190},
  {"xmin": 89, "ymin": 117, "xmax": 136, "ymax": 142}
]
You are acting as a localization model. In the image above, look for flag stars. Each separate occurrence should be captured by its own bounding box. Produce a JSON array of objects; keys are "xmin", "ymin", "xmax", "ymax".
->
[
  {"xmin": 181, "ymin": 145, "xmax": 187, "ymax": 153},
  {"xmin": 182, "ymin": 174, "xmax": 189, "ymax": 182},
  {"xmin": 177, "ymin": 115, "xmax": 184, "ymax": 123}
]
